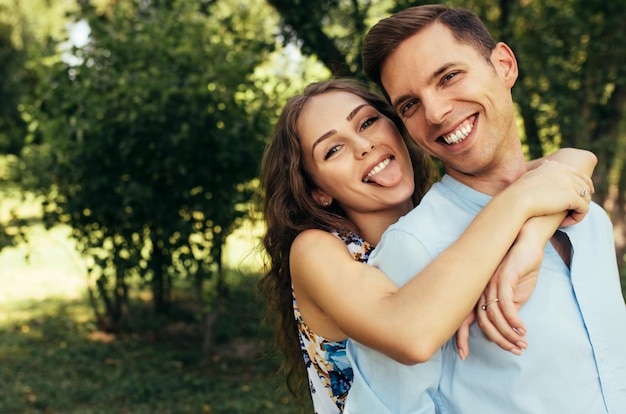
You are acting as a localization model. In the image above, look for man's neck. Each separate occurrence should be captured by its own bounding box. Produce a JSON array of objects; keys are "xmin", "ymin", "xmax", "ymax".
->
[
  {"xmin": 445, "ymin": 154, "xmax": 527, "ymax": 196},
  {"xmin": 446, "ymin": 170, "xmax": 524, "ymax": 195}
]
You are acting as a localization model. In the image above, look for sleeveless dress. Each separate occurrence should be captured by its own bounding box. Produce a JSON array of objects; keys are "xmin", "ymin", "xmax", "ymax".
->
[{"xmin": 293, "ymin": 230, "xmax": 375, "ymax": 414}]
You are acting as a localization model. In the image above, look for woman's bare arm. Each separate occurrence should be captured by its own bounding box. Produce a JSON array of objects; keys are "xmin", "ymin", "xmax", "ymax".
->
[{"xmin": 291, "ymin": 157, "xmax": 592, "ymax": 364}]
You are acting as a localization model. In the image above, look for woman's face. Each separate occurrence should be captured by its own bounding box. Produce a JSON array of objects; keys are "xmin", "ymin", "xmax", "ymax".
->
[{"xmin": 298, "ymin": 90, "xmax": 415, "ymax": 218}]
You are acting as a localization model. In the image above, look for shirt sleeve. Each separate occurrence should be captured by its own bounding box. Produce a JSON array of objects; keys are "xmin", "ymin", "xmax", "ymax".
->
[{"xmin": 367, "ymin": 227, "xmax": 433, "ymax": 287}]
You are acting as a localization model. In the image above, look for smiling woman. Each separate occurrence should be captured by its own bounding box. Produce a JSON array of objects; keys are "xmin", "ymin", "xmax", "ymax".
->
[
  {"xmin": 297, "ymin": 88, "xmax": 416, "ymax": 231},
  {"xmin": 258, "ymin": 78, "xmax": 595, "ymax": 414}
]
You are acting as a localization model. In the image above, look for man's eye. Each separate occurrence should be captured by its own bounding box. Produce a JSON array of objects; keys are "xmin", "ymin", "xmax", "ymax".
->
[
  {"xmin": 400, "ymin": 101, "xmax": 417, "ymax": 117},
  {"xmin": 323, "ymin": 145, "xmax": 341, "ymax": 160},
  {"xmin": 443, "ymin": 72, "xmax": 458, "ymax": 82}
]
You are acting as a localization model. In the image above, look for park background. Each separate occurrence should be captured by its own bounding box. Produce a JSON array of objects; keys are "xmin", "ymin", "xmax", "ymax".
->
[{"xmin": 1, "ymin": 0, "xmax": 625, "ymax": 412}]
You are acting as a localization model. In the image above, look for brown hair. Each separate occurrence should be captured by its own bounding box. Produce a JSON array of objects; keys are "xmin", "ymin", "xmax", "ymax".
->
[
  {"xmin": 362, "ymin": 4, "xmax": 497, "ymax": 95},
  {"xmin": 258, "ymin": 78, "xmax": 436, "ymax": 397}
]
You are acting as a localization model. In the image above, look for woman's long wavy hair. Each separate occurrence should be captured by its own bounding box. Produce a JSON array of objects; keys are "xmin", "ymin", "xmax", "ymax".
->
[{"xmin": 258, "ymin": 78, "xmax": 438, "ymax": 398}]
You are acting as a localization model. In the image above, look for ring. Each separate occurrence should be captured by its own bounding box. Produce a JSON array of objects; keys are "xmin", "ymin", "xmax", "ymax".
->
[
  {"xmin": 580, "ymin": 187, "xmax": 588, "ymax": 198},
  {"xmin": 481, "ymin": 298, "xmax": 499, "ymax": 311}
]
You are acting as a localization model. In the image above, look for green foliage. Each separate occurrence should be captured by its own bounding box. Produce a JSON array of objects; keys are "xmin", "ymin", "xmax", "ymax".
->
[
  {"xmin": 267, "ymin": 0, "xmax": 396, "ymax": 78},
  {"xmin": 503, "ymin": 1, "xmax": 626, "ymax": 161},
  {"xmin": 0, "ymin": 0, "xmax": 83, "ymax": 155},
  {"xmin": 0, "ymin": 8, "xmax": 29, "ymax": 154},
  {"xmin": 18, "ymin": 0, "xmax": 281, "ymax": 329}
]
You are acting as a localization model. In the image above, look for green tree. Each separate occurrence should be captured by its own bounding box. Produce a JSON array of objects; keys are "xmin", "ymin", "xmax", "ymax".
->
[
  {"xmin": 0, "ymin": 0, "xmax": 84, "ymax": 154},
  {"xmin": 19, "ymin": 0, "xmax": 282, "ymax": 351},
  {"xmin": 267, "ymin": 0, "xmax": 397, "ymax": 78},
  {"xmin": 0, "ymin": 18, "xmax": 26, "ymax": 154}
]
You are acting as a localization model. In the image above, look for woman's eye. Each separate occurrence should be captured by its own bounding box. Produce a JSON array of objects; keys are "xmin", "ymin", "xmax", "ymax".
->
[
  {"xmin": 323, "ymin": 144, "xmax": 341, "ymax": 160},
  {"xmin": 360, "ymin": 116, "xmax": 378, "ymax": 131}
]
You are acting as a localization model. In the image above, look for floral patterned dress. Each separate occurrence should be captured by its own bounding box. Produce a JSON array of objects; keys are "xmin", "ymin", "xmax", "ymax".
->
[{"xmin": 293, "ymin": 230, "xmax": 374, "ymax": 413}]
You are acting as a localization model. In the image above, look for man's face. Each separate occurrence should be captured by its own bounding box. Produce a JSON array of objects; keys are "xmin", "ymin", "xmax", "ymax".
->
[{"xmin": 380, "ymin": 22, "xmax": 522, "ymax": 191}]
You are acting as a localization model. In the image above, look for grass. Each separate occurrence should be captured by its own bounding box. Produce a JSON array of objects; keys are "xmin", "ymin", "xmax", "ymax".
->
[
  {"xmin": 0, "ymin": 289, "xmax": 302, "ymax": 413},
  {"xmin": 0, "ymin": 213, "xmax": 311, "ymax": 413}
]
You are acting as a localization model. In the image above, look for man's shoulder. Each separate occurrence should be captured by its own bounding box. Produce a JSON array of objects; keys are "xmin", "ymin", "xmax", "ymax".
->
[{"xmin": 389, "ymin": 181, "xmax": 461, "ymax": 231}]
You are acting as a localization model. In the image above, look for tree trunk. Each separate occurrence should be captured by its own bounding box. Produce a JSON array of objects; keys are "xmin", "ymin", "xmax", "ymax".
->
[
  {"xmin": 151, "ymin": 238, "xmax": 171, "ymax": 314},
  {"xmin": 201, "ymin": 244, "xmax": 226, "ymax": 355}
]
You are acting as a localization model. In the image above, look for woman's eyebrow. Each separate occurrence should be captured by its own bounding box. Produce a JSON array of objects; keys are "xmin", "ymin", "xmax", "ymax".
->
[
  {"xmin": 311, "ymin": 130, "xmax": 336, "ymax": 156},
  {"xmin": 311, "ymin": 104, "xmax": 368, "ymax": 156},
  {"xmin": 347, "ymin": 104, "xmax": 367, "ymax": 122}
]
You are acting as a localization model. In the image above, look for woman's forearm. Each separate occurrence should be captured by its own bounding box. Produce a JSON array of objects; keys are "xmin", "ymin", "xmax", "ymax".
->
[{"xmin": 520, "ymin": 148, "xmax": 596, "ymax": 262}]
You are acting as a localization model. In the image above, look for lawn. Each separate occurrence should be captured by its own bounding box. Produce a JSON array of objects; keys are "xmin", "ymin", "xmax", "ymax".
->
[{"xmin": 0, "ymin": 219, "xmax": 311, "ymax": 413}]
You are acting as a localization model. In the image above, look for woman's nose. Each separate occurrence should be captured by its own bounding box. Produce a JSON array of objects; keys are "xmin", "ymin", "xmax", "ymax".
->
[{"xmin": 360, "ymin": 144, "xmax": 374, "ymax": 158}]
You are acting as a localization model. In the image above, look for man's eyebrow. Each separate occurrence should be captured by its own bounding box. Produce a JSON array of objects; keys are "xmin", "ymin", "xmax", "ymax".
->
[
  {"xmin": 311, "ymin": 104, "xmax": 368, "ymax": 156},
  {"xmin": 390, "ymin": 63, "xmax": 457, "ymax": 111},
  {"xmin": 391, "ymin": 94, "xmax": 413, "ymax": 112}
]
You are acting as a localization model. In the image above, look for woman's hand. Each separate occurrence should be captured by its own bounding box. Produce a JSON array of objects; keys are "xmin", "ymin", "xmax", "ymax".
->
[
  {"xmin": 505, "ymin": 159, "xmax": 594, "ymax": 225},
  {"xmin": 455, "ymin": 236, "xmax": 541, "ymax": 357},
  {"xmin": 475, "ymin": 232, "xmax": 545, "ymax": 354}
]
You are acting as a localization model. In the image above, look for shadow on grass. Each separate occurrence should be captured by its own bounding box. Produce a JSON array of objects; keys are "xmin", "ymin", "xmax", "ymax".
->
[{"xmin": 0, "ymin": 280, "xmax": 311, "ymax": 414}]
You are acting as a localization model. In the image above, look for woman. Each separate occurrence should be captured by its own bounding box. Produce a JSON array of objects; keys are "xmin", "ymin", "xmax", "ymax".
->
[{"xmin": 259, "ymin": 79, "xmax": 594, "ymax": 413}]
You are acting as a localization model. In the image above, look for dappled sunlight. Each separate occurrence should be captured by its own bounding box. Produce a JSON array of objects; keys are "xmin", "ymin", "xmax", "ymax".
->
[
  {"xmin": 87, "ymin": 330, "xmax": 116, "ymax": 343},
  {"xmin": 0, "ymin": 224, "xmax": 87, "ymax": 306},
  {"xmin": 223, "ymin": 218, "xmax": 265, "ymax": 275},
  {"xmin": 0, "ymin": 192, "xmax": 43, "ymax": 224}
]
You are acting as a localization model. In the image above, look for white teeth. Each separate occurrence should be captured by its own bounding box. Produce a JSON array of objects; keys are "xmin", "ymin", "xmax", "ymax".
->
[
  {"xmin": 363, "ymin": 158, "xmax": 391, "ymax": 183},
  {"xmin": 443, "ymin": 121, "xmax": 474, "ymax": 144}
]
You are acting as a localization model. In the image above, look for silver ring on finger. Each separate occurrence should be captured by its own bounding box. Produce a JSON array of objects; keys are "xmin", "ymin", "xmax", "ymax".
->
[
  {"xmin": 580, "ymin": 187, "xmax": 588, "ymax": 198},
  {"xmin": 481, "ymin": 298, "xmax": 499, "ymax": 311}
]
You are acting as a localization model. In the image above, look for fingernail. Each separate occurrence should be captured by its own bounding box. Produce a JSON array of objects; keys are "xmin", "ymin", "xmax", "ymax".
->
[
  {"xmin": 516, "ymin": 341, "xmax": 528, "ymax": 350},
  {"xmin": 459, "ymin": 349, "xmax": 466, "ymax": 360},
  {"xmin": 510, "ymin": 347, "xmax": 522, "ymax": 356}
]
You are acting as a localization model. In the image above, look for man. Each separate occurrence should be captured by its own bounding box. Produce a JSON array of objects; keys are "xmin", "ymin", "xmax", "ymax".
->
[{"xmin": 345, "ymin": 4, "xmax": 626, "ymax": 413}]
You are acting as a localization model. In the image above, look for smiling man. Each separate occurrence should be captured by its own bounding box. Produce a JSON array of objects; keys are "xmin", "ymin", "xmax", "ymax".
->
[{"xmin": 344, "ymin": 4, "xmax": 626, "ymax": 414}]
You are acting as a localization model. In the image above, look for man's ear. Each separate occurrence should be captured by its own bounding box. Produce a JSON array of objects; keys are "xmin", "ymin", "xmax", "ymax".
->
[
  {"xmin": 311, "ymin": 188, "xmax": 332, "ymax": 207},
  {"xmin": 492, "ymin": 42, "xmax": 518, "ymax": 88}
]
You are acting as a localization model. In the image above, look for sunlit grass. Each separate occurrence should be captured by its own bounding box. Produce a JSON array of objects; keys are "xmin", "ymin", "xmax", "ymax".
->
[
  {"xmin": 0, "ymin": 224, "xmax": 86, "ymax": 307},
  {"xmin": 0, "ymin": 192, "xmax": 308, "ymax": 413}
]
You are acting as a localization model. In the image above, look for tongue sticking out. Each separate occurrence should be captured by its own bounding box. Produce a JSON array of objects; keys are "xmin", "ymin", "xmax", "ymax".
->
[{"xmin": 366, "ymin": 159, "xmax": 403, "ymax": 186}]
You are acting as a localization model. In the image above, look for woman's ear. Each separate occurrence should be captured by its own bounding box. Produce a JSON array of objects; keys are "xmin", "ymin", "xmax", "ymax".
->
[{"xmin": 311, "ymin": 189, "xmax": 332, "ymax": 207}]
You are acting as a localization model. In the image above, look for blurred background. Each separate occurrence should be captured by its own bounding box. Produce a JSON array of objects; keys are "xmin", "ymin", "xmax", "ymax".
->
[{"xmin": 1, "ymin": 0, "xmax": 624, "ymax": 412}]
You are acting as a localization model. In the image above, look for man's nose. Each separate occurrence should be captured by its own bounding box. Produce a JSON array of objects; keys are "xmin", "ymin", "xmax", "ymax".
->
[{"xmin": 423, "ymin": 94, "xmax": 452, "ymax": 126}]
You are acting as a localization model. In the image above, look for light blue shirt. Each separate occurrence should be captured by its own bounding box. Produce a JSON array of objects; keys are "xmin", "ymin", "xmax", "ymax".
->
[{"xmin": 345, "ymin": 175, "xmax": 626, "ymax": 414}]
